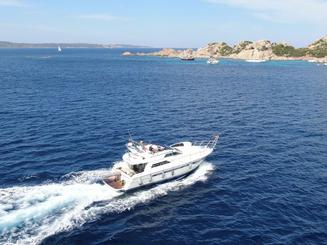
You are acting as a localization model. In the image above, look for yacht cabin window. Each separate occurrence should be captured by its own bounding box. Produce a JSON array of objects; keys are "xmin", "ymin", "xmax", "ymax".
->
[
  {"xmin": 152, "ymin": 160, "xmax": 170, "ymax": 168},
  {"xmin": 132, "ymin": 163, "xmax": 146, "ymax": 173},
  {"xmin": 164, "ymin": 151, "xmax": 181, "ymax": 158},
  {"xmin": 171, "ymin": 143, "xmax": 184, "ymax": 147}
]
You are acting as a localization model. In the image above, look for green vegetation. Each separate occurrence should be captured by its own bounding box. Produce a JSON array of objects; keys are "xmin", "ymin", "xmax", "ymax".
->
[
  {"xmin": 272, "ymin": 38, "xmax": 327, "ymax": 58},
  {"xmin": 272, "ymin": 44, "xmax": 307, "ymax": 57},
  {"xmin": 307, "ymin": 48, "xmax": 327, "ymax": 58},
  {"xmin": 219, "ymin": 43, "xmax": 233, "ymax": 56},
  {"xmin": 307, "ymin": 40, "xmax": 327, "ymax": 58},
  {"xmin": 239, "ymin": 41, "xmax": 252, "ymax": 49},
  {"xmin": 233, "ymin": 41, "xmax": 253, "ymax": 53}
]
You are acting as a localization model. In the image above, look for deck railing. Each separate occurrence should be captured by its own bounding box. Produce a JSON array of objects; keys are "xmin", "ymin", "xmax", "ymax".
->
[{"xmin": 193, "ymin": 134, "xmax": 219, "ymax": 149}]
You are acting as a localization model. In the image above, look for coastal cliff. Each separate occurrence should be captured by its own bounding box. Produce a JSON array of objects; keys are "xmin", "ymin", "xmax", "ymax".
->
[{"xmin": 122, "ymin": 35, "xmax": 327, "ymax": 62}]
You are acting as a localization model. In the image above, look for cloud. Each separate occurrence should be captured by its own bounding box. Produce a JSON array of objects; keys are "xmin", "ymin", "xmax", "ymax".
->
[
  {"xmin": 204, "ymin": 0, "xmax": 327, "ymax": 24},
  {"xmin": 0, "ymin": 0, "xmax": 24, "ymax": 7},
  {"xmin": 78, "ymin": 14, "xmax": 129, "ymax": 22}
]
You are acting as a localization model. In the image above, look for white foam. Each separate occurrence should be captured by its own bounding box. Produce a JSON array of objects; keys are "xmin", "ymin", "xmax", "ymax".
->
[{"xmin": 0, "ymin": 162, "xmax": 214, "ymax": 245}]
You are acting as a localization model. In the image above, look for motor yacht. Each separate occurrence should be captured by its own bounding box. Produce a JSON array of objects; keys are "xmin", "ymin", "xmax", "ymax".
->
[
  {"xmin": 103, "ymin": 135, "xmax": 219, "ymax": 192},
  {"xmin": 207, "ymin": 57, "xmax": 219, "ymax": 64}
]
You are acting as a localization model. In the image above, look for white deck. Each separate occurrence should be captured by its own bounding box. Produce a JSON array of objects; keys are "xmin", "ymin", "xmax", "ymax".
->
[{"xmin": 103, "ymin": 136, "xmax": 219, "ymax": 191}]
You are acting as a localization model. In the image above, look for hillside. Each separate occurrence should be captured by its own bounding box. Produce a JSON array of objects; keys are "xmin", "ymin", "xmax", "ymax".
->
[{"xmin": 122, "ymin": 35, "xmax": 327, "ymax": 62}]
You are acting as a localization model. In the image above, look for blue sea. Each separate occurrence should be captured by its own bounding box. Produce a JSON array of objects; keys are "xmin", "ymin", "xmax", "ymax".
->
[{"xmin": 0, "ymin": 48, "xmax": 326, "ymax": 245}]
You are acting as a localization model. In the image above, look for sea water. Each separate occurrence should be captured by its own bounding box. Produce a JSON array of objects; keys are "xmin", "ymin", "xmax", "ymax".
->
[{"xmin": 0, "ymin": 49, "xmax": 326, "ymax": 244}]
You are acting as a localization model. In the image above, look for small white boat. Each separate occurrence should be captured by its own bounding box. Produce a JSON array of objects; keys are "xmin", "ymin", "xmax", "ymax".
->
[
  {"xmin": 207, "ymin": 57, "xmax": 219, "ymax": 64},
  {"xmin": 307, "ymin": 60, "xmax": 317, "ymax": 63},
  {"xmin": 103, "ymin": 135, "xmax": 219, "ymax": 192},
  {"xmin": 58, "ymin": 46, "xmax": 62, "ymax": 52},
  {"xmin": 246, "ymin": 59, "xmax": 267, "ymax": 63}
]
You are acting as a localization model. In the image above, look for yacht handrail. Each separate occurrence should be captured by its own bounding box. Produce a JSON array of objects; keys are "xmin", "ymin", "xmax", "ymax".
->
[
  {"xmin": 151, "ymin": 135, "xmax": 219, "ymax": 166},
  {"xmin": 193, "ymin": 135, "xmax": 219, "ymax": 149}
]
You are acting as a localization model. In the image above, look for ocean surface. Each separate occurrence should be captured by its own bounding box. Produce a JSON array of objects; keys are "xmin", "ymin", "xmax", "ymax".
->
[{"xmin": 0, "ymin": 48, "xmax": 326, "ymax": 245}]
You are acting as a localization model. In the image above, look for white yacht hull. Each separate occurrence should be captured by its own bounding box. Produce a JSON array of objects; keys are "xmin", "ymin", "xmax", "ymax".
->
[
  {"xmin": 124, "ymin": 159, "xmax": 203, "ymax": 191},
  {"xmin": 103, "ymin": 135, "xmax": 219, "ymax": 192}
]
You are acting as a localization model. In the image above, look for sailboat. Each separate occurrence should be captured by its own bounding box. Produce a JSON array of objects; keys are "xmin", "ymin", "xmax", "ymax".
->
[{"xmin": 58, "ymin": 46, "xmax": 62, "ymax": 52}]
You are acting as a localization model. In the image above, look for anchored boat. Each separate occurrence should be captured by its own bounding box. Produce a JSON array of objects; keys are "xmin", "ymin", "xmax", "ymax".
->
[
  {"xmin": 103, "ymin": 135, "xmax": 219, "ymax": 192},
  {"xmin": 180, "ymin": 55, "xmax": 195, "ymax": 61}
]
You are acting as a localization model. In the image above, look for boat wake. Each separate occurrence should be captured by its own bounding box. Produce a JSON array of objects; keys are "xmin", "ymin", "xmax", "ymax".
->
[{"xmin": 0, "ymin": 162, "xmax": 214, "ymax": 245}]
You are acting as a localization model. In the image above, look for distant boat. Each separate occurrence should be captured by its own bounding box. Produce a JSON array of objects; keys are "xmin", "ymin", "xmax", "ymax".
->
[
  {"xmin": 58, "ymin": 46, "xmax": 62, "ymax": 52},
  {"xmin": 246, "ymin": 59, "xmax": 266, "ymax": 63},
  {"xmin": 307, "ymin": 59, "xmax": 317, "ymax": 63},
  {"xmin": 207, "ymin": 57, "xmax": 219, "ymax": 64},
  {"xmin": 180, "ymin": 55, "xmax": 194, "ymax": 61}
]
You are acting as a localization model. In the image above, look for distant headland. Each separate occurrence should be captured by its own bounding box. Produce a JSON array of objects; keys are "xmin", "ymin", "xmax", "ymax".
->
[
  {"xmin": 0, "ymin": 41, "xmax": 150, "ymax": 49},
  {"xmin": 123, "ymin": 35, "xmax": 327, "ymax": 62}
]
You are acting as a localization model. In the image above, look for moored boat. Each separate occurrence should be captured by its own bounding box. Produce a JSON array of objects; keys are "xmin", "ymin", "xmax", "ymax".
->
[
  {"xmin": 180, "ymin": 55, "xmax": 195, "ymax": 61},
  {"xmin": 103, "ymin": 135, "xmax": 219, "ymax": 192}
]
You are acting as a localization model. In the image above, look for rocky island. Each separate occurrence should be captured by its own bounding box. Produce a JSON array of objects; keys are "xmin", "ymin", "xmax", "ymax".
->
[{"xmin": 122, "ymin": 35, "xmax": 327, "ymax": 62}]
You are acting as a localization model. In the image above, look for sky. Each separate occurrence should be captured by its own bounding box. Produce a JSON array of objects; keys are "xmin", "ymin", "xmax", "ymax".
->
[{"xmin": 0, "ymin": 0, "xmax": 326, "ymax": 48}]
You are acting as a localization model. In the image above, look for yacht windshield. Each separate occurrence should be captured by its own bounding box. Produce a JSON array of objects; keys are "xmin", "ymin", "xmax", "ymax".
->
[{"xmin": 132, "ymin": 163, "xmax": 146, "ymax": 173}]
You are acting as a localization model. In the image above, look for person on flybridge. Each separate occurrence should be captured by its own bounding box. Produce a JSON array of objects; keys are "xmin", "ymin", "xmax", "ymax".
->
[{"xmin": 128, "ymin": 139, "xmax": 164, "ymax": 154}]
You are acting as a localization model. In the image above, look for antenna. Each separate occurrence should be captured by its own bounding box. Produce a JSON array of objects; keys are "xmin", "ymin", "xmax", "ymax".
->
[{"xmin": 128, "ymin": 130, "xmax": 133, "ymax": 142}]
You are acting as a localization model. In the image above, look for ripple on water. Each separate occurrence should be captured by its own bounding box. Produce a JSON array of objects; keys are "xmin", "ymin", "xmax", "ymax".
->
[{"xmin": 0, "ymin": 49, "xmax": 327, "ymax": 244}]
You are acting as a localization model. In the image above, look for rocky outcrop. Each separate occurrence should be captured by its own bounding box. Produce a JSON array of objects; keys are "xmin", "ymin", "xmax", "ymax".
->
[
  {"xmin": 308, "ymin": 35, "xmax": 327, "ymax": 49},
  {"xmin": 179, "ymin": 48, "xmax": 194, "ymax": 58},
  {"xmin": 125, "ymin": 48, "xmax": 183, "ymax": 57},
  {"xmin": 230, "ymin": 40, "xmax": 276, "ymax": 60},
  {"xmin": 150, "ymin": 48, "xmax": 183, "ymax": 57},
  {"xmin": 307, "ymin": 35, "xmax": 327, "ymax": 58},
  {"xmin": 195, "ymin": 42, "xmax": 233, "ymax": 57},
  {"xmin": 122, "ymin": 34, "xmax": 327, "ymax": 61}
]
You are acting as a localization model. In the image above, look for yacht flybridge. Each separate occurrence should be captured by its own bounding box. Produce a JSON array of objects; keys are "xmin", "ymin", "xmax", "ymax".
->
[{"xmin": 103, "ymin": 135, "xmax": 219, "ymax": 192}]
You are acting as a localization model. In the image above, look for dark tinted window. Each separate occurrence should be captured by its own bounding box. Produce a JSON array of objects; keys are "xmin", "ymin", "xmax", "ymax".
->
[
  {"xmin": 171, "ymin": 143, "xmax": 184, "ymax": 147},
  {"xmin": 164, "ymin": 152, "xmax": 181, "ymax": 158},
  {"xmin": 152, "ymin": 160, "xmax": 170, "ymax": 168}
]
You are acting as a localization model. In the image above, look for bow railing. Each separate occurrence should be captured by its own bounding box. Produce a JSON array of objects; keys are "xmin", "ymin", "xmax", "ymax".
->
[{"xmin": 193, "ymin": 134, "xmax": 219, "ymax": 149}]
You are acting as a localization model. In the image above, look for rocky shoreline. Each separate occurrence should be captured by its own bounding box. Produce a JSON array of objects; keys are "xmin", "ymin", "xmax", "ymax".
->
[{"xmin": 122, "ymin": 35, "xmax": 327, "ymax": 63}]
